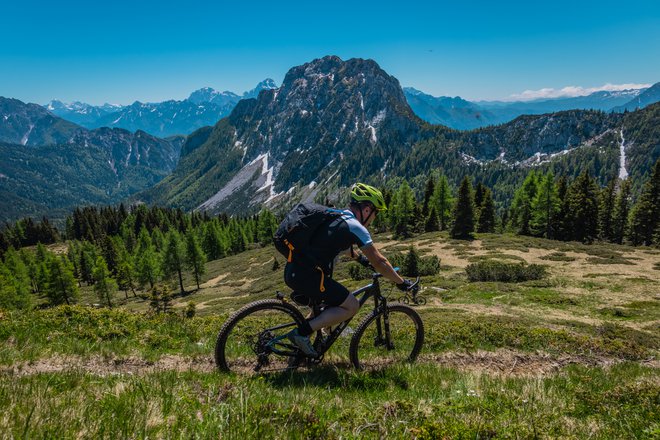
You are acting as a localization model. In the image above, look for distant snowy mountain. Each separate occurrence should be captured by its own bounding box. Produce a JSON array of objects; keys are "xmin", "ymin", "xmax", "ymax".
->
[
  {"xmin": 404, "ymin": 86, "xmax": 656, "ymax": 129},
  {"xmin": 242, "ymin": 78, "xmax": 278, "ymax": 99},
  {"xmin": 187, "ymin": 88, "xmax": 240, "ymax": 106},
  {"xmin": 0, "ymin": 97, "xmax": 182, "ymax": 222},
  {"xmin": 46, "ymin": 100, "xmax": 123, "ymax": 126},
  {"xmin": 612, "ymin": 82, "xmax": 660, "ymax": 112},
  {"xmin": 43, "ymin": 79, "xmax": 279, "ymax": 137},
  {"xmin": 403, "ymin": 87, "xmax": 500, "ymax": 129}
]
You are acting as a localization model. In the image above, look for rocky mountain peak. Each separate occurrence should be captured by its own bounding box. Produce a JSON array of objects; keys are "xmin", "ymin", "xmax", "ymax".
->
[
  {"xmin": 228, "ymin": 56, "xmax": 421, "ymax": 173},
  {"xmin": 156, "ymin": 56, "xmax": 426, "ymax": 213}
]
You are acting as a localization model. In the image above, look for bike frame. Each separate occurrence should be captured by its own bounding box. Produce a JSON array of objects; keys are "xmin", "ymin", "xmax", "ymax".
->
[
  {"xmin": 267, "ymin": 273, "xmax": 391, "ymax": 359},
  {"xmin": 312, "ymin": 274, "xmax": 391, "ymax": 356}
]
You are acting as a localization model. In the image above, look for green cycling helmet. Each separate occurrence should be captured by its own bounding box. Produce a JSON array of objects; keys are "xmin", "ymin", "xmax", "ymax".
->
[{"xmin": 350, "ymin": 183, "xmax": 387, "ymax": 211}]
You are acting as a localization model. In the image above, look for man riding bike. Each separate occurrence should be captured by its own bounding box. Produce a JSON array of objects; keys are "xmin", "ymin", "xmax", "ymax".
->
[{"xmin": 282, "ymin": 183, "xmax": 414, "ymax": 357}]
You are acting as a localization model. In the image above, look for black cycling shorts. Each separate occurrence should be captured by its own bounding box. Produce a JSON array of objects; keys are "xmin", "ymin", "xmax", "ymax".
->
[{"xmin": 284, "ymin": 262, "xmax": 350, "ymax": 307}]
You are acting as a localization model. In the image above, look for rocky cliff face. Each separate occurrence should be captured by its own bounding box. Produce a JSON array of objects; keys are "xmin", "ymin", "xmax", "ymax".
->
[
  {"xmin": 141, "ymin": 57, "xmax": 660, "ymax": 216},
  {"xmin": 141, "ymin": 56, "xmax": 427, "ymax": 213}
]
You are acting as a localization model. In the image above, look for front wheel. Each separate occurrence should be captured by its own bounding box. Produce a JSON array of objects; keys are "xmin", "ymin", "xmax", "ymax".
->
[
  {"xmin": 215, "ymin": 299, "xmax": 307, "ymax": 373},
  {"xmin": 414, "ymin": 296, "xmax": 427, "ymax": 306},
  {"xmin": 349, "ymin": 304, "xmax": 424, "ymax": 370}
]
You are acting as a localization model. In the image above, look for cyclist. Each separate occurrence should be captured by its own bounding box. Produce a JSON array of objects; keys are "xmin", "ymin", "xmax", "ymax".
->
[{"xmin": 284, "ymin": 183, "xmax": 414, "ymax": 356}]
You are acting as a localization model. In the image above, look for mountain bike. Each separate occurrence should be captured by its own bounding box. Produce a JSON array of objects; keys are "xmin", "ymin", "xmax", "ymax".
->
[
  {"xmin": 397, "ymin": 291, "xmax": 427, "ymax": 306},
  {"xmin": 214, "ymin": 267, "xmax": 424, "ymax": 373}
]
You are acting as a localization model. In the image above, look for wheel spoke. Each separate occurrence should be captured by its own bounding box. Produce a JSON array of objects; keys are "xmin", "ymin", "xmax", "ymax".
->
[
  {"xmin": 215, "ymin": 300, "xmax": 304, "ymax": 374},
  {"xmin": 350, "ymin": 305, "xmax": 424, "ymax": 369}
]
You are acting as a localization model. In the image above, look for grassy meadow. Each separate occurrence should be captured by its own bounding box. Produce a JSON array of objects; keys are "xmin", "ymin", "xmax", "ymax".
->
[{"xmin": 1, "ymin": 232, "xmax": 659, "ymax": 438}]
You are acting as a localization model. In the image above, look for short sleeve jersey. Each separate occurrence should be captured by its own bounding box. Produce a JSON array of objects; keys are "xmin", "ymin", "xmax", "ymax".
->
[{"xmin": 307, "ymin": 208, "xmax": 373, "ymax": 270}]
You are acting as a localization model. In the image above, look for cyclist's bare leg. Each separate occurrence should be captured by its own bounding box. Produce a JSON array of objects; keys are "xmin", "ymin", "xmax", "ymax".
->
[{"xmin": 308, "ymin": 294, "xmax": 359, "ymax": 332}]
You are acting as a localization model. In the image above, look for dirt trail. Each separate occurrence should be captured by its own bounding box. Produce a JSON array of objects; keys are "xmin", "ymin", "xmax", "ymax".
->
[
  {"xmin": 3, "ymin": 350, "xmax": 657, "ymax": 378},
  {"xmin": 200, "ymin": 273, "xmax": 229, "ymax": 289}
]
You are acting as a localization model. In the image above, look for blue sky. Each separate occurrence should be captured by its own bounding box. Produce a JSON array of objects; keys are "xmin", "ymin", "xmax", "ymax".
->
[{"xmin": 2, "ymin": 0, "xmax": 658, "ymax": 105}]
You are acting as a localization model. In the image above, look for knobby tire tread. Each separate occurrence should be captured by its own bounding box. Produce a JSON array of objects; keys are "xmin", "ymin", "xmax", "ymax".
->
[
  {"xmin": 214, "ymin": 299, "xmax": 306, "ymax": 372},
  {"xmin": 348, "ymin": 304, "xmax": 424, "ymax": 370}
]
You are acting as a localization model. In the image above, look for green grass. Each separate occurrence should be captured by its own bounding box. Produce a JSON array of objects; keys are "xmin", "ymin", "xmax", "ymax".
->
[
  {"xmin": 2, "ymin": 234, "xmax": 660, "ymax": 438},
  {"xmin": 1, "ymin": 363, "xmax": 657, "ymax": 439}
]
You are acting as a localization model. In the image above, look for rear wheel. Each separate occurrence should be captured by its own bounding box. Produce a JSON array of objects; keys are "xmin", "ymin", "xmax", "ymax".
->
[
  {"xmin": 215, "ymin": 299, "xmax": 306, "ymax": 373},
  {"xmin": 349, "ymin": 304, "xmax": 424, "ymax": 370}
]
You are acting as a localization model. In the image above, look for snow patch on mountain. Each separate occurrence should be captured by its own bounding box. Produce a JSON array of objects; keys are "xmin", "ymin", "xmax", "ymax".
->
[
  {"xmin": 21, "ymin": 124, "xmax": 34, "ymax": 146},
  {"xmin": 619, "ymin": 129, "xmax": 628, "ymax": 180}
]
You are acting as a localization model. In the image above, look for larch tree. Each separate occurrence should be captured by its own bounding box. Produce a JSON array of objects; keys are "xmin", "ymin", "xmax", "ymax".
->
[
  {"xmin": 185, "ymin": 230, "xmax": 207, "ymax": 290},
  {"xmin": 450, "ymin": 176, "xmax": 475, "ymax": 240}
]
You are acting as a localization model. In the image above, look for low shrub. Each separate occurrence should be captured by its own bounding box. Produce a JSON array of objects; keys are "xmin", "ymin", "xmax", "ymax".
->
[
  {"xmin": 540, "ymin": 252, "xmax": 576, "ymax": 262},
  {"xmin": 465, "ymin": 260, "xmax": 547, "ymax": 282}
]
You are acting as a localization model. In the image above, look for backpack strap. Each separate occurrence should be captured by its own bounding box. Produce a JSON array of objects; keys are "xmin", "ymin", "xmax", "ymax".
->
[
  {"xmin": 283, "ymin": 239, "xmax": 295, "ymax": 263},
  {"xmin": 315, "ymin": 266, "xmax": 326, "ymax": 292}
]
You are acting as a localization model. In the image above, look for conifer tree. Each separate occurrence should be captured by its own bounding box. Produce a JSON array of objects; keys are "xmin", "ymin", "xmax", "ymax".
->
[
  {"xmin": 257, "ymin": 210, "xmax": 278, "ymax": 246},
  {"xmin": 0, "ymin": 249, "xmax": 33, "ymax": 310},
  {"xmin": 403, "ymin": 246, "xmax": 420, "ymax": 277},
  {"xmin": 628, "ymin": 159, "xmax": 660, "ymax": 245},
  {"xmin": 473, "ymin": 182, "xmax": 486, "ymax": 221},
  {"xmin": 611, "ymin": 179, "xmax": 632, "ymax": 244},
  {"xmin": 554, "ymin": 176, "xmax": 571, "ymax": 241},
  {"xmin": 151, "ymin": 228, "xmax": 165, "ymax": 252},
  {"xmin": 477, "ymin": 188, "xmax": 496, "ymax": 233},
  {"xmin": 185, "ymin": 231, "xmax": 207, "ymax": 290},
  {"xmin": 35, "ymin": 242, "xmax": 48, "ymax": 264},
  {"xmin": 530, "ymin": 172, "xmax": 559, "ymax": 238},
  {"xmin": 202, "ymin": 222, "xmax": 223, "ymax": 260},
  {"xmin": 424, "ymin": 204, "xmax": 440, "ymax": 232},
  {"xmin": 422, "ymin": 175, "xmax": 436, "ymax": 217},
  {"xmin": 120, "ymin": 223, "xmax": 137, "ymax": 253},
  {"xmin": 137, "ymin": 243, "xmax": 160, "ymax": 289},
  {"xmin": 116, "ymin": 246, "xmax": 137, "ymax": 298},
  {"xmin": 567, "ymin": 171, "xmax": 600, "ymax": 243},
  {"xmin": 45, "ymin": 255, "xmax": 79, "ymax": 306},
  {"xmin": 450, "ymin": 176, "xmax": 475, "ymax": 239},
  {"xmin": 101, "ymin": 235, "xmax": 119, "ymax": 275},
  {"xmin": 391, "ymin": 181, "xmax": 416, "ymax": 239},
  {"xmin": 93, "ymin": 256, "xmax": 117, "ymax": 308},
  {"xmin": 510, "ymin": 171, "xmax": 538, "ymax": 235},
  {"xmin": 162, "ymin": 230, "xmax": 186, "ymax": 295},
  {"xmin": 79, "ymin": 242, "xmax": 97, "ymax": 285},
  {"xmin": 431, "ymin": 175, "xmax": 453, "ymax": 231},
  {"xmin": 136, "ymin": 227, "xmax": 152, "ymax": 253},
  {"xmin": 598, "ymin": 178, "xmax": 617, "ymax": 241},
  {"xmin": 18, "ymin": 249, "xmax": 39, "ymax": 294}
]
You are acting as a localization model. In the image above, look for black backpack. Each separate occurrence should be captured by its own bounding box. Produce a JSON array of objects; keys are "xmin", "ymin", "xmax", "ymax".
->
[{"xmin": 273, "ymin": 203, "xmax": 340, "ymax": 268}]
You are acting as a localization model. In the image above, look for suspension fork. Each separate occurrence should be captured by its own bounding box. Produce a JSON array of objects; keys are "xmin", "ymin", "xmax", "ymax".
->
[{"xmin": 372, "ymin": 282, "xmax": 392, "ymax": 349}]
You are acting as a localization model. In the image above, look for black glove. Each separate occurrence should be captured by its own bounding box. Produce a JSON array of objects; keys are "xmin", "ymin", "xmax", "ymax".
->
[
  {"xmin": 396, "ymin": 279, "xmax": 413, "ymax": 291},
  {"xmin": 357, "ymin": 254, "xmax": 371, "ymax": 267}
]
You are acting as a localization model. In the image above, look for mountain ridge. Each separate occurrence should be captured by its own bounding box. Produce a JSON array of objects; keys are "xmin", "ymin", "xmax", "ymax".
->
[{"xmin": 44, "ymin": 79, "xmax": 278, "ymax": 137}]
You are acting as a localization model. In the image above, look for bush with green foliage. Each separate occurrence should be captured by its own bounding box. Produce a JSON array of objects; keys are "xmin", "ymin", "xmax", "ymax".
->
[
  {"xmin": 388, "ymin": 248, "xmax": 441, "ymax": 277},
  {"xmin": 465, "ymin": 260, "xmax": 547, "ymax": 282}
]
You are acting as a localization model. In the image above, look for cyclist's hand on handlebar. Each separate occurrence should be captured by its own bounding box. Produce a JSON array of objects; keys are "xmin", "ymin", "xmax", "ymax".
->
[
  {"xmin": 396, "ymin": 279, "xmax": 414, "ymax": 291},
  {"xmin": 357, "ymin": 254, "xmax": 371, "ymax": 268}
]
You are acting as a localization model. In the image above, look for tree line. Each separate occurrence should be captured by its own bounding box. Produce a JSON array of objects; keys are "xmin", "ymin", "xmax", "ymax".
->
[
  {"xmin": 373, "ymin": 157, "xmax": 660, "ymax": 245},
  {"xmin": 2, "ymin": 159, "xmax": 658, "ymax": 311},
  {"xmin": 0, "ymin": 207, "xmax": 279, "ymax": 311}
]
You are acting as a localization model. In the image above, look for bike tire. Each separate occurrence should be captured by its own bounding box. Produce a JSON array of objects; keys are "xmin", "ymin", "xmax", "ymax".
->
[
  {"xmin": 415, "ymin": 296, "xmax": 427, "ymax": 306},
  {"xmin": 398, "ymin": 296, "xmax": 409, "ymax": 305},
  {"xmin": 215, "ymin": 299, "xmax": 307, "ymax": 373},
  {"xmin": 349, "ymin": 304, "xmax": 424, "ymax": 370}
]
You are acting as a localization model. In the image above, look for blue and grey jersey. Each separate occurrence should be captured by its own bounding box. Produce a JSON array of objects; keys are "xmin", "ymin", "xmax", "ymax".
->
[{"xmin": 306, "ymin": 208, "xmax": 373, "ymax": 272}]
